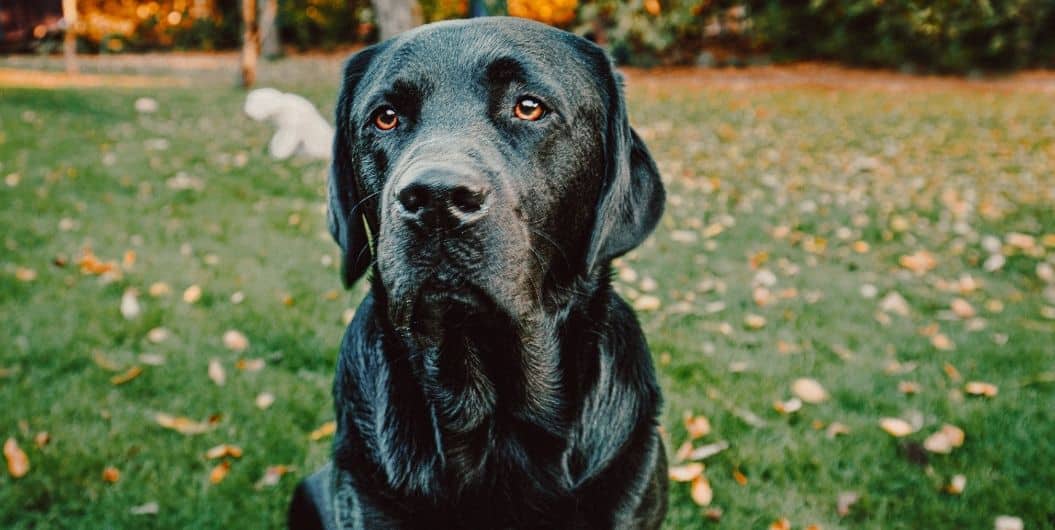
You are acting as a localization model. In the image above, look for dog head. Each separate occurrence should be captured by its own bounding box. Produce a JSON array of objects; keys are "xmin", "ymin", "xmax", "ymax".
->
[{"xmin": 328, "ymin": 18, "xmax": 663, "ymax": 343}]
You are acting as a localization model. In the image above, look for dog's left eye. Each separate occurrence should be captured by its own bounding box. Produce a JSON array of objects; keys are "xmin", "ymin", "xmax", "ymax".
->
[
  {"xmin": 513, "ymin": 97, "xmax": 545, "ymax": 121},
  {"xmin": 373, "ymin": 107, "xmax": 399, "ymax": 131}
]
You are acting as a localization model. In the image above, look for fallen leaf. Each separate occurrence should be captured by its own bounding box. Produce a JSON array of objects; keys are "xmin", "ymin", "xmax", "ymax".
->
[
  {"xmin": 744, "ymin": 314, "xmax": 766, "ymax": 329},
  {"xmin": 129, "ymin": 501, "xmax": 159, "ymax": 515},
  {"xmin": 704, "ymin": 507, "xmax": 723, "ymax": 521},
  {"xmin": 770, "ymin": 517, "xmax": 791, "ymax": 530},
  {"xmin": 139, "ymin": 353, "xmax": 166, "ymax": 366},
  {"xmin": 791, "ymin": 378, "xmax": 829, "ymax": 404},
  {"xmin": 837, "ymin": 491, "xmax": 859, "ymax": 516},
  {"xmin": 153, "ymin": 413, "xmax": 214, "ymax": 435},
  {"xmin": 690, "ymin": 474, "xmax": 713, "ymax": 506},
  {"xmin": 208, "ymin": 359, "xmax": 225, "ymax": 386},
  {"xmin": 134, "ymin": 97, "xmax": 159, "ymax": 113},
  {"xmin": 209, "ymin": 461, "xmax": 231, "ymax": 484},
  {"xmin": 34, "ymin": 432, "xmax": 49, "ymax": 448},
  {"xmin": 255, "ymin": 392, "xmax": 276, "ymax": 410},
  {"xmin": 235, "ymin": 358, "xmax": 265, "ymax": 372},
  {"xmin": 984, "ymin": 254, "xmax": 1006, "ymax": 272},
  {"xmin": 120, "ymin": 289, "xmax": 141, "ymax": 319},
  {"xmin": 965, "ymin": 381, "xmax": 998, "ymax": 397},
  {"xmin": 254, "ymin": 465, "xmax": 294, "ymax": 489},
  {"xmin": 633, "ymin": 295, "xmax": 661, "ymax": 311},
  {"xmin": 110, "ymin": 366, "xmax": 143, "ymax": 385},
  {"xmin": 826, "ymin": 422, "xmax": 850, "ymax": 438},
  {"xmin": 995, "ymin": 515, "xmax": 1024, "ymax": 530},
  {"xmin": 14, "ymin": 267, "xmax": 36, "ymax": 282},
  {"xmin": 77, "ymin": 248, "xmax": 119, "ymax": 276},
  {"xmin": 684, "ymin": 414, "xmax": 711, "ymax": 439},
  {"xmin": 900, "ymin": 250, "xmax": 937, "ymax": 274},
  {"xmin": 102, "ymin": 466, "xmax": 121, "ymax": 483},
  {"xmin": 950, "ymin": 298, "xmax": 976, "ymax": 319},
  {"xmin": 773, "ymin": 397, "xmax": 802, "ymax": 414},
  {"xmin": 686, "ymin": 440, "xmax": 730, "ymax": 461},
  {"xmin": 879, "ymin": 417, "xmax": 915, "ymax": 437},
  {"xmin": 945, "ymin": 474, "xmax": 966, "ymax": 495},
  {"xmin": 4, "ymin": 438, "xmax": 29, "ymax": 478},
  {"xmin": 183, "ymin": 285, "xmax": 202, "ymax": 304},
  {"xmin": 668, "ymin": 463, "xmax": 704, "ymax": 482},
  {"xmin": 943, "ymin": 362, "xmax": 962, "ymax": 382},
  {"xmin": 931, "ymin": 333, "xmax": 955, "ymax": 351},
  {"xmin": 309, "ymin": 421, "xmax": 336, "ymax": 441},
  {"xmin": 222, "ymin": 330, "xmax": 249, "ymax": 352},
  {"xmin": 92, "ymin": 350, "xmax": 123, "ymax": 371},
  {"xmin": 146, "ymin": 327, "xmax": 170, "ymax": 343},
  {"xmin": 148, "ymin": 282, "xmax": 171, "ymax": 297},
  {"xmin": 231, "ymin": 291, "xmax": 246, "ymax": 304},
  {"xmin": 732, "ymin": 468, "xmax": 748, "ymax": 485},
  {"xmin": 898, "ymin": 381, "xmax": 921, "ymax": 394},
  {"xmin": 205, "ymin": 444, "xmax": 243, "ymax": 460},
  {"xmin": 879, "ymin": 291, "xmax": 911, "ymax": 317}
]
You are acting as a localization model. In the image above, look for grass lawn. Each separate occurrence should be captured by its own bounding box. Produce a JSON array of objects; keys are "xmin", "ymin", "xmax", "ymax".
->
[{"xmin": 1, "ymin": 57, "xmax": 1054, "ymax": 529}]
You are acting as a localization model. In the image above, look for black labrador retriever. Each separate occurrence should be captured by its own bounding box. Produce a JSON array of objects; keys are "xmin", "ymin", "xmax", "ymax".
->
[{"xmin": 289, "ymin": 17, "xmax": 667, "ymax": 530}]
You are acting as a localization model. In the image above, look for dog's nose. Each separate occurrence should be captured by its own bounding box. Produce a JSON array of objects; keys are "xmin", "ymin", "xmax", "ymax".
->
[{"xmin": 395, "ymin": 169, "xmax": 491, "ymax": 229}]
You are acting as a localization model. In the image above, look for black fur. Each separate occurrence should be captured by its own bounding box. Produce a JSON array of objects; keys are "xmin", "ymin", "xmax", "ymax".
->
[{"xmin": 292, "ymin": 17, "xmax": 667, "ymax": 530}]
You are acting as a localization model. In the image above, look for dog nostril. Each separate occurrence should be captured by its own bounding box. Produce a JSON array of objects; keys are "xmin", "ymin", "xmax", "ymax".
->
[
  {"xmin": 397, "ymin": 185, "xmax": 428, "ymax": 213},
  {"xmin": 450, "ymin": 186, "xmax": 488, "ymax": 214}
]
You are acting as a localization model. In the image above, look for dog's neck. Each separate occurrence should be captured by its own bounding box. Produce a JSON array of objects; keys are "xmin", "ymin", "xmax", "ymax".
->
[{"xmin": 371, "ymin": 268, "xmax": 612, "ymax": 492}]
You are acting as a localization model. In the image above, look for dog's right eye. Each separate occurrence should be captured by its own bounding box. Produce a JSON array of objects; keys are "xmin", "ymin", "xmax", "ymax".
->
[{"xmin": 373, "ymin": 107, "xmax": 399, "ymax": 131}]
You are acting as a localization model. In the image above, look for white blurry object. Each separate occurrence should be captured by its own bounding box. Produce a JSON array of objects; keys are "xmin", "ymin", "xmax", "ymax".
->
[{"xmin": 244, "ymin": 88, "xmax": 333, "ymax": 160}]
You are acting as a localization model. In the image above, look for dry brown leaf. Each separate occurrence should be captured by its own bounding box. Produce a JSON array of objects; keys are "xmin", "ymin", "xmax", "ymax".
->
[
  {"xmin": 4, "ymin": 438, "xmax": 29, "ymax": 478},
  {"xmin": 222, "ymin": 330, "xmax": 249, "ymax": 352},
  {"xmin": 950, "ymin": 298, "xmax": 976, "ymax": 319},
  {"xmin": 773, "ymin": 397, "xmax": 802, "ymax": 414},
  {"xmin": 633, "ymin": 295, "xmax": 661, "ymax": 312},
  {"xmin": 732, "ymin": 468, "xmax": 748, "ymax": 485},
  {"xmin": 899, "ymin": 250, "xmax": 937, "ymax": 274},
  {"xmin": 945, "ymin": 474, "xmax": 966, "ymax": 495},
  {"xmin": 704, "ymin": 507, "xmax": 723, "ymax": 521},
  {"xmin": 182, "ymin": 285, "xmax": 202, "ymax": 304},
  {"xmin": 770, "ymin": 517, "xmax": 791, "ymax": 530},
  {"xmin": 686, "ymin": 441, "xmax": 730, "ymax": 461},
  {"xmin": 837, "ymin": 491, "xmax": 859, "ymax": 517},
  {"xmin": 255, "ymin": 464, "xmax": 294, "ymax": 489},
  {"xmin": 205, "ymin": 444, "xmax": 243, "ymax": 460},
  {"xmin": 255, "ymin": 392, "xmax": 276, "ymax": 410},
  {"xmin": 805, "ymin": 525, "xmax": 823, "ymax": 530},
  {"xmin": 309, "ymin": 421, "xmax": 337, "ymax": 441},
  {"xmin": 120, "ymin": 288, "xmax": 141, "ymax": 320},
  {"xmin": 153, "ymin": 413, "xmax": 215, "ymax": 435},
  {"xmin": 102, "ymin": 466, "xmax": 121, "ymax": 483},
  {"xmin": 943, "ymin": 363, "xmax": 962, "ymax": 382},
  {"xmin": 14, "ymin": 267, "xmax": 36, "ymax": 282},
  {"xmin": 683, "ymin": 414, "xmax": 711, "ymax": 439},
  {"xmin": 879, "ymin": 417, "xmax": 915, "ymax": 437},
  {"xmin": 965, "ymin": 381, "xmax": 998, "ymax": 397},
  {"xmin": 34, "ymin": 432, "xmax": 49, "ymax": 448},
  {"xmin": 209, "ymin": 461, "xmax": 231, "ymax": 484},
  {"xmin": 146, "ymin": 327, "xmax": 170, "ymax": 344},
  {"xmin": 148, "ymin": 282, "xmax": 171, "ymax": 297},
  {"xmin": 826, "ymin": 422, "xmax": 850, "ymax": 438},
  {"xmin": 77, "ymin": 248, "xmax": 119, "ymax": 276},
  {"xmin": 791, "ymin": 378, "xmax": 829, "ymax": 404},
  {"xmin": 110, "ymin": 366, "xmax": 143, "ymax": 385},
  {"xmin": 690, "ymin": 474, "xmax": 713, "ymax": 506},
  {"xmin": 208, "ymin": 359, "xmax": 225, "ymax": 386},
  {"xmin": 995, "ymin": 515, "xmax": 1024, "ymax": 530},
  {"xmin": 668, "ymin": 463, "xmax": 704, "ymax": 482},
  {"xmin": 898, "ymin": 381, "xmax": 921, "ymax": 394},
  {"xmin": 236, "ymin": 358, "xmax": 266, "ymax": 372},
  {"xmin": 931, "ymin": 333, "xmax": 955, "ymax": 351},
  {"xmin": 92, "ymin": 350, "xmax": 123, "ymax": 371}
]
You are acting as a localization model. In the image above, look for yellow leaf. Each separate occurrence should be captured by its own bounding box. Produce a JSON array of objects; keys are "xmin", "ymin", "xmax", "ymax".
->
[
  {"xmin": 208, "ymin": 359, "xmax": 226, "ymax": 386},
  {"xmin": 668, "ymin": 463, "xmax": 704, "ymax": 482},
  {"xmin": 633, "ymin": 295, "xmax": 661, "ymax": 312},
  {"xmin": 945, "ymin": 474, "xmax": 966, "ymax": 495},
  {"xmin": 255, "ymin": 392, "xmax": 276, "ymax": 410},
  {"xmin": 965, "ymin": 381, "xmax": 998, "ymax": 397},
  {"xmin": 791, "ymin": 378, "xmax": 829, "ymax": 404},
  {"xmin": 770, "ymin": 517, "xmax": 791, "ymax": 530},
  {"xmin": 879, "ymin": 417, "xmax": 915, "ymax": 437},
  {"xmin": 182, "ymin": 284, "xmax": 202, "ymax": 304},
  {"xmin": 309, "ymin": 421, "xmax": 336, "ymax": 441},
  {"xmin": 102, "ymin": 466, "xmax": 121, "ymax": 483},
  {"xmin": 899, "ymin": 250, "xmax": 937, "ymax": 274},
  {"xmin": 154, "ymin": 413, "xmax": 215, "ymax": 435},
  {"xmin": 222, "ymin": 330, "xmax": 249, "ymax": 352},
  {"xmin": 732, "ymin": 468, "xmax": 748, "ymax": 486},
  {"xmin": 205, "ymin": 444, "xmax": 243, "ymax": 460},
  {"xmin": 110, "ymin": 365, "xmax": 143, "ymax": 385},
  {"xmin": 690, "ymin": 474, "xmax": 713, "ymax": 506},
  {"xmin": 683, "ymin": 414, "xmax": 711, "ymax": 439},
  {"xmin": 4, "ymin": 438, "xmax": 29, "ymax": 478},
  {"xmin": 255, "ymin": 464, "xmax": 294, "ymax": 489},
  {"xmin": 209, "ymin": 461, "xmax": 231, "ymax": 484}
]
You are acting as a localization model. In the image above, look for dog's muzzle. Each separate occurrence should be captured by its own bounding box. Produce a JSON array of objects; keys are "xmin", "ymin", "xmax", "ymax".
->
[{"xmin": 394, "ymin": 166, "xmax": 492, "ymax": 232}]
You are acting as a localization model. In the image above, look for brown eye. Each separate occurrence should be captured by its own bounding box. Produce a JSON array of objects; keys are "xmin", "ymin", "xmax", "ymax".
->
[
  {"xmin": 374, "ymin": 107, "xmax": 398, "ymax": 130},
  {"xmin": 514, "ymin": 97, "xmax": 545, "ymax": 121}
]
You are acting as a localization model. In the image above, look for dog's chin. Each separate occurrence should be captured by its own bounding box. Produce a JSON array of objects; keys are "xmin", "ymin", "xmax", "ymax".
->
[{"xmin": 390, "ymin": 280, "xmax": 502, "ymax": 350}]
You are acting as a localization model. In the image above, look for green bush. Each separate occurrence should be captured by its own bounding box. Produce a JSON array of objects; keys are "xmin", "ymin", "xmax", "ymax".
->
[{"xmin": 747, "ymin": 0, "xmax": 1055, "ymax": 72}]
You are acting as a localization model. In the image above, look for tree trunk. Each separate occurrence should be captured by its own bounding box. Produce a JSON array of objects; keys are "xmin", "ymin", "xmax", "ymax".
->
[
  {"xmin": 260, "ymin": 0, "xmax": 280, "ymax": 59},
  {"xmin": 61, "ymin": 0, "xmax": 78, "ymax": 75},
  {"xmin": 241, "ymin": 0, "xmax": 260, "ymax": 88},
  {"xmin": 371, "ymin": 0, "xmax": 422, "ymax": 41}
]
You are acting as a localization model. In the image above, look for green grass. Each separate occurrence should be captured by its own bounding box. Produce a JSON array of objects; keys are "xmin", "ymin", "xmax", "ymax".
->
[{"xmin": 1, "ymin": 59, "xmax": 1053, "ymax": 529}]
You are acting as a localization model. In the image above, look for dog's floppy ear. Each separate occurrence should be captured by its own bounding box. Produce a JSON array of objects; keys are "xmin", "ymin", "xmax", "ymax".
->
[
  {"xmin": 586, "ymin": 67, "xmax": 665, "ymax": 271},
  {"xmin": 329, "ymin": 43, "xmax": 386, "ymax": 288}
]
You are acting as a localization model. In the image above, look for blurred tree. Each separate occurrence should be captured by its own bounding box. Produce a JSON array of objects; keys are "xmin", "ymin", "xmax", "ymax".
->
[
  {"xmin": 241, "ymin": 0, "xmax": 258, "ymax": 87},
  {"xmin": 61, "ymin": 0, "xmax": 77, "ymax": 73},
  {"xmin": 372, "ymin": 0, "xmax": 421, "ymax": 40},
  {"xmin": 260, "ymin": 0, "xmax": 279, "ymax": 57}
]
